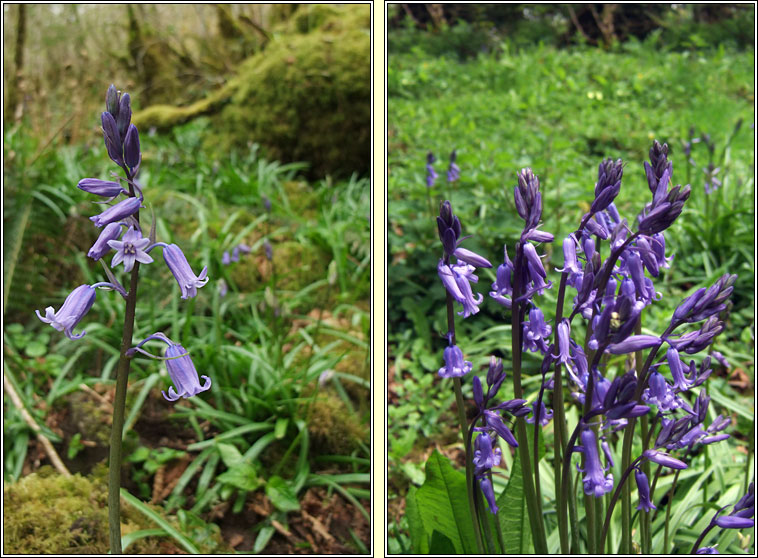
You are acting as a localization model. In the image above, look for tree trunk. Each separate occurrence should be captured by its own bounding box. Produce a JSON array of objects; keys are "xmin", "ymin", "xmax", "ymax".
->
[{"xmin": 6, "ymin": 4, "xmax": 27, "ymax": 121}]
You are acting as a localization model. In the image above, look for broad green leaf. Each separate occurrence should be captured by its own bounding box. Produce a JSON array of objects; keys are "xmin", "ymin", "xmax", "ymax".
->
[
  {"xmin": 430, "ymin": 529, "xmax": 457, "ymax": 554},
  {"xmin": 216, "ymin": 463, "xmax": 261, "ymax": 491},
  {"xmin": 414, "ymin": 450, "xmax": 478, "ymax": 554},
  {"xmin": 217, "ymin": 442, "xmax": 244, "ymax": 468},
  {"xmin": 265, "ymin": 475, "xmax": 300, "ymax": 513},
  {"xmin": 406, "ymin": 485, "xmax": 429, "ymax": 554}
]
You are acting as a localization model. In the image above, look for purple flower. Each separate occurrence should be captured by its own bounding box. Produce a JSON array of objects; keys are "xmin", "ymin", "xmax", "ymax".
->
[
  {"xmin": 426, "ymin": 152, "xmax": 437, "ymax": 188},
  {"xmin": 479, "ymin": 476, "xmax": 499, "ymax": 514},
  {"xmin": 451, "ymin": 262, "xmax": 484, "ymax": 318},
  {"xmin": 714, "ymin": 515, "xmax": 754, "ymax": 529},
  {"xmin": 523, "ymin": 307, "xmax": 551, "ymax": 353},
  {"xmin": 162, "ymin": 341, "xmax": 211, "ymax": 402},
  {"xmin": 107, "ymin": 226, "xmax": 153, "ymax": 272},
  {"xmin": 446, "ymin": 150, "xmax": 460, "ymax": 183},
  {"xmin": 696, "ymin": 547, "xmax": 719, "ymax": 554},
  {"xmin": 489, "ymin": 246, "xmax": 514, "ymax": 308},
  {"xmin": 576, "ymin": 428, "xmax": 614, "ymax": 498},
  {"xmin": 101, "ymin": 111, "xmax": 123, "ymax": 166},
  {"xmin": 635, "ymin": 468, "xmax": 656, "ymax": 512},
  {"xmin": 642, "ymin": 449, "xmax": 688, "ymax": 470},
  {"xmin": 453, "ymin": 246, "xmax": 492, "ymax": 269},
  {"xmin": 123, "ymin": 124, "xmax": 140, "ymax": 171},
  {"xmin": 162, "ymin": 243, "xmax": 209, "ymax": 299},
  {"xmin": 78, "ymin": 178, "xmax": 127, "ymax": 197},
  {"xmin": 89, "ymin": 196, "xmax": 141, "ymax": 228},
  {"xmin": 438, "ymin": 345, "xmax": 472, "ymax": 378},
  {"xmin": 525, "ymin": 398, "xmax": 553, "ymax": 427},
  {"xmin": 484, "ymin": 409, "xmax": 518, "ymax": 447},
  {"xmin": 88, "ymin": 222, "xmax": 123, "ymax": 260},
  {"xmin": 591, "ymin": 158, "xmax": 623, "ymax": 213},
  {"xmin": 263, "ymin": 239, "xmax": 273, "ymax": 261},
  {"xmin": 36, "ymin": 285, "xmax": 96, "ymax": 339},
  {"xmin": 473, "ymin": 432, "xmax": 501, "ymax": 472},
  {"xmin": 222, "ymin": 251, "xmax": 231, "ymax": 266}
]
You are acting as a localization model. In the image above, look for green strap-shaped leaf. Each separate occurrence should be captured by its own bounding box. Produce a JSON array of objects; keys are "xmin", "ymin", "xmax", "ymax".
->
[
  {"xmin": 498, "ymin": 451, "xmax": 532, "ymax": 554},
  {"xmin": 406, "ymin": 485, "xmax": 429, "ymax": 554}
]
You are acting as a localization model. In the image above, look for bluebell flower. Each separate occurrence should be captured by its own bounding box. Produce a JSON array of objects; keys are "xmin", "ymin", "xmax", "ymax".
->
[
  {"xmin": 90, "ymin": 196, "xmax": 142, "ymax": 228},
  {"xmin": 222, "ymin": 251, "xmax": 231, "ymax": 266},
  {"xmin": 162, "ymin": 340, "xmax": 212, "ymax": 401},
  {"xmin": 128, "ymin": 332, "xmax": 211, "ymax": 402},
  {"xmin": 523, "ymin": 307, "xmax": 551, "ymax": 353},
  {"xmin": 426, "ymin": 152, "xmax": 437, "ymax": 188},
  {"xmin": 526, "ymin": 398, "xmax": 553, "ymax": 427},
  {"xmin": 696, "ymin": 547, "xmax": 720, "ymax": 554},
  {"xmin": 36, "ymin": 284, "xmax": 97, "ymax": 339},
  {"xmin": 450, "ymin": 262, "xmax": 484, "ymax": 318},
  {"xmin": 438, "ymin": 345, "xmax": 472, "ymax": 378},
  {"xmin": 635, "ymin": 468, "xmax": 656, "ymax": 512},
  {"xmin": 591, "ymin": 158, "xmax": 623, "ymax": 213},
  {"xmin": 107, "ymin": 226, "xmax": 153, "ymax": 272},
  {"xmin": 642, "ymin": 449, "xmax": 688, "ymax": 470},
  {"xmin": 473, "ymin": 431, "xmax": 501, "ymax": 472},
  {"xmin": 123, "ymin": 124, "xmax": 141, "ymax": 171},
  {"xmin": 88, "ymin": 222, "xmax": 123, "ymax": 260},
  {"xmin": 101, "ymin": 111, "xmax": 124, "ymax": 166},
  {"xmin": 78, "ymin": 178, "xmax": 128, "ymax": 198},
  {"xmin": 162, "ymin": 243, "xmax": 209, "ymax": 299},
  {"xmin": 489, "ymin": 246, "xmax": 514, "ymax": 308},
  {"xmin": 479, "ymin": 476, "xmax": 499, "ymax": 514},
  {"xmin": 446, "ymin": 149, "xmax": 460, "ymax": 183},
  {"xmin": 576, "ymin": 428, "xmax": 614, "ymax": 497}
]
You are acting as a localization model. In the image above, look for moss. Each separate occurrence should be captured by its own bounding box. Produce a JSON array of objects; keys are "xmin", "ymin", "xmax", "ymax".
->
[
  {"xmin": 230, "ymin": 240, "xmax": 328, "ymax": 295},
  {"xmin": 134, "ymin": 4, "xmax": 369, "ymax": 179},
  {"xmin": 306, "ymin": 394, "xmax": 366, "ymax": 455},
  {"xmin": 3, "ymin": 467, "xmax": 229, "ymax": 554}
]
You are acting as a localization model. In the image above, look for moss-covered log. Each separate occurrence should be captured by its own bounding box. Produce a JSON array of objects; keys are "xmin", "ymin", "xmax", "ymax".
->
[{"xmin": 133, "ymin": 4, "xmax": 370, "ymax": 179}]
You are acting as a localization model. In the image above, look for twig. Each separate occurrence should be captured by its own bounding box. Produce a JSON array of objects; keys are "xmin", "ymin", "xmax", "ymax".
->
[{"xmin": 3, "ymin": 374, "xmax": 71, "ymax": 477}]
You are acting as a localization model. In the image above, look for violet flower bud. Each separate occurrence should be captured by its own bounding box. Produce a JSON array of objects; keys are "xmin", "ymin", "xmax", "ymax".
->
[
  {"xmin": 635, "ymin": 468, "xmax": 656, "ymax": 512},
  {"xmin": 87, "ymin": 222, "xmax": 123, "ymax": 260},
  {"xmin": 162, "ymin": 341, "xmax": 212, "ymax": 401},
  {"xmin": 36, "ymin": 284, "xmax": 96, "ymax": 340},
  {"xmin": 89, "ymin": 196, "xmax": 141, "ymax": 228},
  {"xmin": 591, "ymin": 157, "xmax": 623, "ymax": 213},
  {"xmin": 479, "ymin": 476, "xmax": 499, "ymax": 514},
  {"xmin": 472, "ymin": 375, "xmax": 484, "ymax": 409},
  {"xmin": 222, "ymin": 251, "xmax": 231, "ymax": 266},
  {"xmin": 438, "ymin": 345, "xmax": 472, "ymax": 378},
  {"xmin": 124, "ymin": 124, "xmax": 140, "ymax": 171},
  {"xmin": 78, "ymin": 178, "xmax": 127, "ymax": 197},
  {"xmin": 643, "ymin": 449, "xmax": 688, "ymax": 470},
  {"xmin": 162, "ymin": 243, "xmax": 209, "ymax": 299},
  {"xmin": 484, "ymin": 409, "xmax": 518, "ymax": 447},
  {"xmin": 105, "ymin": 84, "xmax": 120, "ymax": 118},
  {"xmin": 696, "ymin": 547, "xmax": 719, "ymax": 554},
  {"xmin": 607, "ymin": 334, "xmax": 661, "ymax": 354},
  {"xmin": 116, "ymin": 93, "xmax": 132, "ymax": 140},
  {"xmin": 714, "ymin": 515, "xmax": 754, "ymax": 529},
  {"xmin": 453, "ymin": 246, "xmax": 492, "ymax": 268},
  {"xmin": 101, "ymin": 111, "xmax": 123, "ymax": 166}
]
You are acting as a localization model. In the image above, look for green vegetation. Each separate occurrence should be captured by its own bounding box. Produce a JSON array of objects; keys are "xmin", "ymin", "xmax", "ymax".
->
[
  {"xmin": 388, "ymin": 22, "xmax": 754, "ymax": 555},
  {"xmin": 4, "ymin": 114, "xmax": 370, "ymax": 553}
]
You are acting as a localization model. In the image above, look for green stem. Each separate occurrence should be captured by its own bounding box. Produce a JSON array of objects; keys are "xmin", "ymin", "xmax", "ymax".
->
[
  {"xmin": 511, "ymin": 244, "xmax": 547, "ymax": 554},
  {"xmin": 108, "ymin": 263, "xmax": 140, "ymax": 554},
  {"xmin": 552, "ymin": 273, "xmax": 570, "ymax": 553},
  {"xmin": 599, "ymin": 456, "xmax": 643, "ymax": 552}
]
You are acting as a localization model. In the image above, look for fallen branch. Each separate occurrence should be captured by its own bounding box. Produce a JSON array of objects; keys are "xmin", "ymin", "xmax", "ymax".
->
[{"xmin": 3, "ymin": 374, "xmax": 71, "ymax": 477}]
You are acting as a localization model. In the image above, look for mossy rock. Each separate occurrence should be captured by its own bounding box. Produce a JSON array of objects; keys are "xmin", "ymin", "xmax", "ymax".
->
[
  {"xmin": 3, "ymin": 466, "xmax": 229, "ymax": 554},
  {"xmin": 306, "ymin": 394, "xmax": 367, "ymax": 455},
  {"xmin": 134, "ymin": 4, "xmax": 369, "ymax": 179}
]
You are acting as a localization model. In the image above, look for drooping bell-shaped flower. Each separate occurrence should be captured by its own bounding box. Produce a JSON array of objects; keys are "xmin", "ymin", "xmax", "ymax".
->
[
  {"xmin": 479, "ymin": 476, "xmax": 499, "ymax": 514},
  {"xmin": 88, "ymin": 222, "xmax": 123, "ymax": 260},
  {"xmin": 36, "ymin": 285, "xmax": 97, "ymax": 340},
  {"xmin": 438, "ymin": 345, "xmax": 472, "ymax": 378},
  {"xmin": 163, "ymin": 341, "xmax": 212, "ymax": 401},
  {"xmin": 162, "ymin": 243, "xmax": 209, "ymax": 299},
  {"xmin": 473, "ymin": 432, "xmax": 501, "ymax": 473},
  {"xmin": 576, "ymin": 428, "xmax": 614, "ymax": 497},
  {"xmin": 78, "ymin": 178, "xmax": 127, "ymax": 197},
  {"xmin": 90, "ymin": 196, "xmax": 142, "ymax": 228},
  {"xmin": 635, "ymin": 468, "xmax": 656, "ymax": 512}
]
